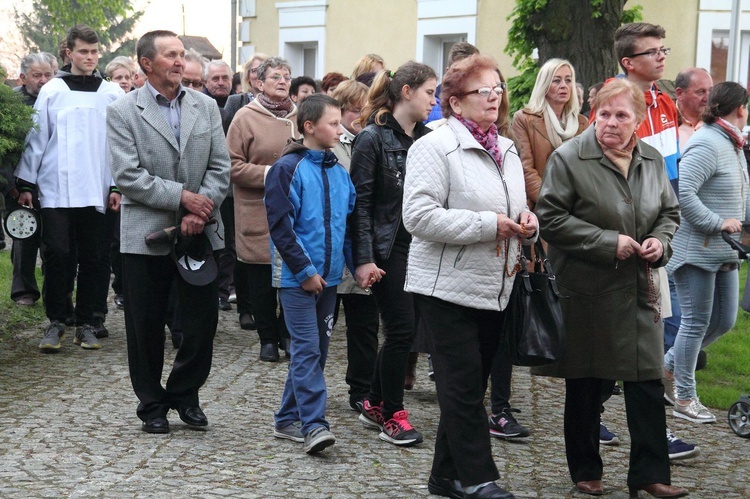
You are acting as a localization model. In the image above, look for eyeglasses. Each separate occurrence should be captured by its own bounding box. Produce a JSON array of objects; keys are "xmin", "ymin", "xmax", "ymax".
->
[
  {"xmin": 461, "ymin": 83, "xmax": 506, "ymax": 98},
  {"xmin": 625, "ymin": 48, "xmax": 671, "ymax": 59},
  {"xmin": 182, "ymin": 79, "xmax": 204, "ymax": 89},
  {"xmin": 266, "ymin": 74, "xmax": 292, "ymax": 82}
]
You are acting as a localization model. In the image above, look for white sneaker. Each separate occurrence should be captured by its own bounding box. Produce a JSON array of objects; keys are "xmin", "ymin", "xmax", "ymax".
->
[
  {"xmin": 228, "ymin": 292, "xmax": 237, "ymax": 303},
  {"xmin": 673, "ymin": 397, "xmax": 716, "ymax": 424}
]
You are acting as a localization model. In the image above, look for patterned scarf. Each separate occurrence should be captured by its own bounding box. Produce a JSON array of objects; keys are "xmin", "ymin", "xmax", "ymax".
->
[
  {"xmin": 256, "ymin": 93, "xmax": 294, "ymax": 118},
  {"xmin": 456, "ymin": 116, "xmax": 503, "ymax": 168},
  {"xmin": 716, "ymin": 117, "xmax": 746, "ymax": 150}
]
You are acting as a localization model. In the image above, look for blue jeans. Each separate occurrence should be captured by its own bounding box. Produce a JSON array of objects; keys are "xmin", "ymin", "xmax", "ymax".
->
[
  {"xmin": 275, "ymin": 286, "xmax": 337, "ymax": 435},
  {"xmin": 663, "ymin": 276, "xmax": 681, "ymax": 351},
  {"xmin": 664, "ymin": 265, "xmax": 738, "ymax": 400}
]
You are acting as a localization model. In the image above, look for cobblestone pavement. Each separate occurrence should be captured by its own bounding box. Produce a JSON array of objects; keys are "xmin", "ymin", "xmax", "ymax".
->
[{"xmin": 1, "ymin": 290, "xmax": 748, "ymax": 498}]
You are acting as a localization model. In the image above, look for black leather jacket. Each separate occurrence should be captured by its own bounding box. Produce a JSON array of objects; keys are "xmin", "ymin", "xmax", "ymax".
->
[{"xmin": 350, "ymin": 113, "xmax": 430, "ymax": 265}]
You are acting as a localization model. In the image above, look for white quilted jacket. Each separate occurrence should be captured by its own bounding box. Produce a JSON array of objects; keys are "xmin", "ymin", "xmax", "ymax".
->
[{"xmin": 403, "ymin": 116, "xmax": 535, "ymax": 311}]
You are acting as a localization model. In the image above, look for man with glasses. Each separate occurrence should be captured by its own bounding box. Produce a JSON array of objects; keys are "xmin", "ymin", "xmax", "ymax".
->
[{"xmin": 183, "ymin": 48, "xmax": 206, "ymax": 92}]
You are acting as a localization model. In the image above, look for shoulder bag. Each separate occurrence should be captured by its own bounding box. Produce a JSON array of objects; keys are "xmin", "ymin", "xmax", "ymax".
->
[{"xmin": 501, "ymin": 240, "xmax": 566, "ymax": 366}]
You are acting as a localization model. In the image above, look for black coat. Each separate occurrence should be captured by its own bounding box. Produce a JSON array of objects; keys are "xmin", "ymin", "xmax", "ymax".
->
[{"xmin": 349, "ymin": 113, "xmax": 429, "ymax": 265}]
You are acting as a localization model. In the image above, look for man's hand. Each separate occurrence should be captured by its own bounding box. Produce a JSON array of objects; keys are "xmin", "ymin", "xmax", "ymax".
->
[
  {"xmin": 180, "ymin": 213, "xmax": 206, "ymax": 236},
  {"xmin": 302, "ymin": 274, "xmax": 327, "ymax": 294},
  {"xmin": 17, "ymin": 191, "xmax": 33, "ymax": 208},
  {"xmin": 108, "ymin": 192, "xmax": 121, "ymax": 212},
  {"xmin": 181, "ymin": 190, "xmax": 214, "ymax": 221}
]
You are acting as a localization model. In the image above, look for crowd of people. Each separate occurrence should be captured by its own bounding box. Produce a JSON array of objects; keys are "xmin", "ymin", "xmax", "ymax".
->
[{"xmin": 2, "ymin": 19, "xmax": 748, "ymax": 499}]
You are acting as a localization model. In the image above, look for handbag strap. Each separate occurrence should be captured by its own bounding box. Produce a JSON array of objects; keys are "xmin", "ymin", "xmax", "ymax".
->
[{"xmin": 530, "ymin": 241, "xmax": 565, "ymax": 298}]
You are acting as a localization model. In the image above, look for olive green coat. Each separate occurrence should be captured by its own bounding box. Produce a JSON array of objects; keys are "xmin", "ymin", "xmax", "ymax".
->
[{"xmin": 532, "ymin": 126, "xmax": 680, "ymax": 382}]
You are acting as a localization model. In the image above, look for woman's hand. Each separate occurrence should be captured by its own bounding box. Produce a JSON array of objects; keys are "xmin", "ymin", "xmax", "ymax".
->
[
  {"xmin": 497, "ymin": 214, "xmax": 523, "ymax": 240},
  {"xmin": 519, "ymin": 211, "xmax": 538, "ymax": 238},
  {"xmin": 638, "ymin": 237, "xmax": 663, "ymax": 263},
  {"xmin": 355, "ymin": 263, "xmax": 386, "ymax": 289},
  {"xmin": 721, "ymin": 218, "xmax": 743, "ymax": 234},
  {"xmin": 615, "ymin": 234, "xmax": 641, "ymax": 260}
]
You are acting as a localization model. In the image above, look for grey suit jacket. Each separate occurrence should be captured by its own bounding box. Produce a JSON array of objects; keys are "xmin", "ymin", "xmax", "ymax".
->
[{"xmin": 107, "ymin": 86, "xmax": 230, "ymax": 256}]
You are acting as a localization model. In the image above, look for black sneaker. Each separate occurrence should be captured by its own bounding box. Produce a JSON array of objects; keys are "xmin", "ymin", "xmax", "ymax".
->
[{"xmin": 489, "ymin": 408, "xmax": 530, "ymax": 439}]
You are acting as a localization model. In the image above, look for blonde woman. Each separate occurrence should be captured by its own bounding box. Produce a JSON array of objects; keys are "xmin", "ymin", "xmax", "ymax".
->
[
  {"xmin": 512, "ymin": 58, "xmax": 588, "ymax": 211},
  {"xmin": 351, "ymin": 53, "xmax": 385, "ymax": 80}
]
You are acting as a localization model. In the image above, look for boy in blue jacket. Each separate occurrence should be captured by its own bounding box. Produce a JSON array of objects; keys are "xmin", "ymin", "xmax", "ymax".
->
[{"xmin": 265, "ymin": 94, "xmax": 356, "ymax": 454}]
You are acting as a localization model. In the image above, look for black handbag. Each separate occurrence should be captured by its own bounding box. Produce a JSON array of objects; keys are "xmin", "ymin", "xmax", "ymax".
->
[{"xmin": 501, "ymin": 241, "xmax": 566, "ymax": 366}]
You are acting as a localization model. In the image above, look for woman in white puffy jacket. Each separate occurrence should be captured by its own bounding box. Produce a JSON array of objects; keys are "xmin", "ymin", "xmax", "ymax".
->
[{"xmin": 403, "ymin": 54, "xmax": 537, "ymax": 499}]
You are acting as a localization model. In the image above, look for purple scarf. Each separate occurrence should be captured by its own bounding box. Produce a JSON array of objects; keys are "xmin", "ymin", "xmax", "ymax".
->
[{"xmin": 457, "ymin": 116, "xmax": 503, "ymax": 168}]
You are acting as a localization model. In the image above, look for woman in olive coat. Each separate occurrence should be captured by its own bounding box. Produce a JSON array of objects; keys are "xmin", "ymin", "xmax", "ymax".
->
[{"xmin": 534, "ymin": 79, "xmax": 686, "ymax": 498}]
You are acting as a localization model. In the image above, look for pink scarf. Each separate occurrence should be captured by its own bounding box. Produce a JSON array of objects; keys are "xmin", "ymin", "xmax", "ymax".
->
[
  {"xmin": 457, "ymin": 116, "xmax": 503, "ymax": 168},
  {"xmin": 716, "ymin": 118, "xmax": 746, "ymax": 150}
]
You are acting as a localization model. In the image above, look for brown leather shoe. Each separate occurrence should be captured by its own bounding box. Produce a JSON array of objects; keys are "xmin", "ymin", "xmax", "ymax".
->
[
  {"xmin": 629, "ymin": 483, "xmax": 689, "ymax": 498},
  {"xmin": 575, "ymin": 480, "xmax": 604, "ymax": 495}
]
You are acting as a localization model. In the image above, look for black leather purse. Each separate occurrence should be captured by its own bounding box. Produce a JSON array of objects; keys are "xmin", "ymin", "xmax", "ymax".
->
[{"xmin": 502, "ymin": 241, "xmax": 566, "ymax": 366}]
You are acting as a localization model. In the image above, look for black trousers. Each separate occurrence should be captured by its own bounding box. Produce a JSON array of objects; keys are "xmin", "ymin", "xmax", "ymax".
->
[
  {"xmin": 564, "ymin": 377, "xmax": 671, "ymax": 486},
  {"xmin": 369, "ymin": 242, "xmax": 416, "ymax": 420},
  {"xmin": 338, "ymin": 293, "xmax": 380, "ymax": 407},
  {"xmin": 110, "ymin": 211, "xmax": 123, "ymax": 296},
  {"xmin": 122, "ymin": 253, "xmax": 218, "ymax": 421},
  {"xmin": 234, "ymin": 261, "xmax": 287, "ymax": 344},
  {"xmin": 4, "ymin": 193, "xmax": 42, "ymax": 301},
  {"xmin": 216, "ymin": 196, "xmax": 235, "ymax": 301},
  {"xmin": 489, "ymin": 346, "xmax": 513, "ymax": 415},
  {"xmin": 94, "ymin": 209, "xmax": 118, "ymax": 318},
  {"xmin": 41, "ymin": 207, "xmax": 105, "ymax": 325},
  {"xmin": 415, "ymin": 294, "xmax": 502, "ymax": 488}
]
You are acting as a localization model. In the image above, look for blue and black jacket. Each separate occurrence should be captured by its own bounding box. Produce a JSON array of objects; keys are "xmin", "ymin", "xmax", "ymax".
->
[{"xmin": 265, "ymin": 139, "xmax": 356, "ymax": 288}]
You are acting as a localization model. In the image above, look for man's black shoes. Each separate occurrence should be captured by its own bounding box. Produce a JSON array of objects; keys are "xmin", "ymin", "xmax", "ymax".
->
[
  {"xmin": 142, "ymin": 417, "xmax": 170, "ymax": 434},
  {"xmin": 178, "ymin": 406, "xmax": 208, "ymax": 428}
]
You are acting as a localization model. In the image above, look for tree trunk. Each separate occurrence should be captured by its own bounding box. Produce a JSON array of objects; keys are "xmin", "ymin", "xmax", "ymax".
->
[{"xmin": 530, "ymin": 0, "xmax": 625, "ymax": 90}]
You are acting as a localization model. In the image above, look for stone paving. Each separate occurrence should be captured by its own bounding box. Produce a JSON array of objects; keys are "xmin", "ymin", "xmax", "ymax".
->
[{"xmin": 1, "ymin": 286, "xmax": 749, "ymax": 498}]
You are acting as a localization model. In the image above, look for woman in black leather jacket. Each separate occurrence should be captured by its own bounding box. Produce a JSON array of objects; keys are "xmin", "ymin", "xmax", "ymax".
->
[{"xmin": 349, "ymin": 61, "xmax": 437, "ymax": 447}]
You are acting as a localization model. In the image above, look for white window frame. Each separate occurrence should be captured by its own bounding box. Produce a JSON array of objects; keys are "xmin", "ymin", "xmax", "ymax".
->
[
  {"xmin": 416, "ymin": 0, "xmax": 477, "ymax": 76},
  {"xmin": 275, "ymin": 0, "xmax": 328, "ymax": 78},
  {"xmin": 696, "ymin": 6, "xmax": 750, "ymax": 87}
]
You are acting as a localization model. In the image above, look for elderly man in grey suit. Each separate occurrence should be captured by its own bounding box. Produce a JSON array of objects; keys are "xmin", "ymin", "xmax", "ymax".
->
[{"xmin": 107, "ymin": 30, "xmax": 230, "ymax": 434}]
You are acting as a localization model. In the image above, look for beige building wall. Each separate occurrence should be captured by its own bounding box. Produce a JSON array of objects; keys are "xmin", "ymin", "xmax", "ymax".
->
[
  {"xmin": 325, "ymin": 0, "xmax": 417, "ymax": 76},
  {"xmin": 247, "ymin": 0, "xmax": 280, "ymax": 60},
  {"xmin": 242, "ymin": 0, "xmax": 701, "ymax": 81},
  {"xmin": 476, "ymin": 0, "xmax": 516, "ymax": 78},
  {"xmin": 639, "ymin": 0, "xmax": 700, "ymax": 80}
]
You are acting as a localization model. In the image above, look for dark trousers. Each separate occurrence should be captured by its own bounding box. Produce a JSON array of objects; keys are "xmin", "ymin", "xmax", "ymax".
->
[
  {"xmin": 489, "ymin": 346, "xmax": 513, "ymax": 415},
  {"xmin": 338, "ymin": 293, "xmax": 380, "ymax": 407},
  {"xmin": 110, "ymin": 211, "xmax": 123, "ymax": 295},
  {"xmin": 122, "ymin": 253, "xmax": 218, "ymax": 421},
  {"xmin": 564, "ymin": 378, "xmax": 671, "ymax": 486},
  {"xmin": 41, "ymin": 207, "xmax": 105, "ymax": 325},
  {"xmin": 94, "ymin": 209, "xmax": 118, "ymax": 318},
  {"xmin": 415, "ymin": 294, "xmax": 502, "ymax": 488},
  {"xmin": 5, "ymin": 193, "xmax": 42, "ymax": 301},
  {"xmin": 234, "ymin": 261, "xmax": 287, "ymax": 344},
  {"xmin": 369, "ymin": 242, "xmax": 416, "ymax": 420},
  {"xmin": 216, "ymin": 196, "xmax": 236, "ymax": 301}
]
